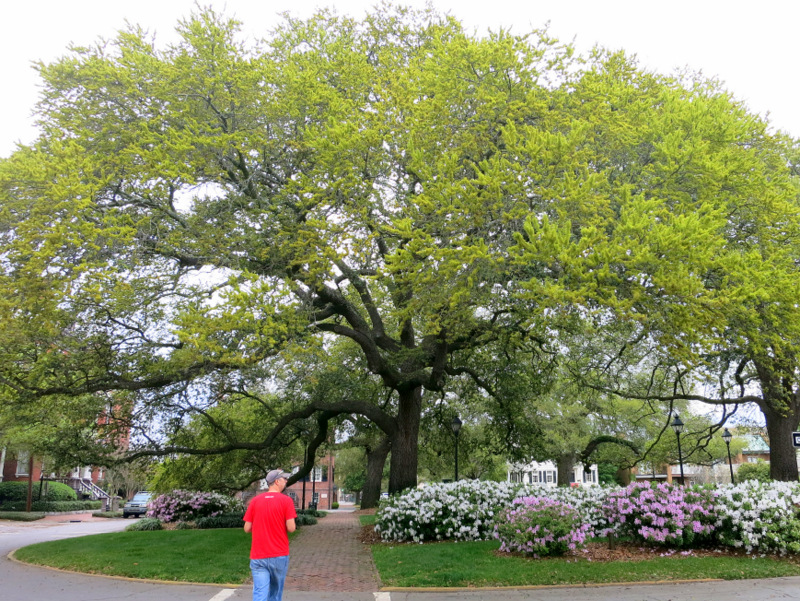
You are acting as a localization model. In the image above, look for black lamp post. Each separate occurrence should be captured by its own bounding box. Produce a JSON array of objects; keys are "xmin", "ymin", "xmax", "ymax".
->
[
  {"xmin": 301, "ymin": 441, "xmax": 308, "ymax": 510},
  {"xmin": 671, "ymin": 414, "xmax": 685, "ymax": 485},
  {"xmin": 722, "ymin": 428, "xmax": 735, "ymax": 484},
  {"xmin": 311, "ymin": 456, "xmax": 317, "ymax": 509},
  {"xmin": 451, "ymin": 415, "xmax": 462, "ymax": 482}
]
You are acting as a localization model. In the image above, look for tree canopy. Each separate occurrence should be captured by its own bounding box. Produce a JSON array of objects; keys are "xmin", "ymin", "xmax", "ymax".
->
[{"xmin": 1, "ymin": 4, "xmax": 798, "ymax": 492}]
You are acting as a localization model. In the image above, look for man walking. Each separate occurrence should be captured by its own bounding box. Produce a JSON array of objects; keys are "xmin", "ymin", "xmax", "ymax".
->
[{"xmin": 244, "ymin": 469, "xmax": 297, "ymax": 601}]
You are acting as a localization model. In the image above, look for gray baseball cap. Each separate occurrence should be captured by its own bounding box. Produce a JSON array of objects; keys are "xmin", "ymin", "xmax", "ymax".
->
[{"xmin": 266, "ymin": 469, "xmax": 292, "ymax": 485}]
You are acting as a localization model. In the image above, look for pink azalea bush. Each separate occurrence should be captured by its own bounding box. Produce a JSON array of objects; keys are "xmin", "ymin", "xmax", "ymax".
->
[
  {"xmin": 601, "ymin": 482, "xmax": 716, "ymax": 547},
  {"xmin": 494, "ymin": 496, "xmax": 591, "ymax": 557},
  {"xmin": 147, "ymin": 489, "xmax": 241, "ymax": 523}
]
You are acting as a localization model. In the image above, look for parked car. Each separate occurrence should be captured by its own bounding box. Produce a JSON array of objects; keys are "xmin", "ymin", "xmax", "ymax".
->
[{"xmin": 122, "ymin": 491, "xmax": 153, "ymax": 518}]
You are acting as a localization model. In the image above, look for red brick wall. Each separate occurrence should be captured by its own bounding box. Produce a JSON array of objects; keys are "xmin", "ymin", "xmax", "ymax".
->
[{"xmin": 1, "ymin": 454, "xmax": 44, "ymax": 483}]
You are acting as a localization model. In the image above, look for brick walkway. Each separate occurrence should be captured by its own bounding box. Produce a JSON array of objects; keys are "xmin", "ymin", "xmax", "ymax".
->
[{"xmin": 284, "ymin": 510, "xmax": 381, "ymax": 592}]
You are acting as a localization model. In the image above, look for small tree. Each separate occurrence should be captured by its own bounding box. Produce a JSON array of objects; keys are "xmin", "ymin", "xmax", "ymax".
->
[{"xmin": 737, "ymin": 461, "xmax": 772, "ymax": 483}]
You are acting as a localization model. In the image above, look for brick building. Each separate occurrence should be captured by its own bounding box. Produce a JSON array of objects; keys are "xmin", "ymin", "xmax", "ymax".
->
[{"xmin": 283, "ymin": 455, "xmax": 337, "ymax": 510}]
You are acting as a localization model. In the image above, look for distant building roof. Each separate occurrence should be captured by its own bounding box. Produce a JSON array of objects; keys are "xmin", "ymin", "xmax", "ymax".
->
[{"xmin": 739, "ymin": 434, "xmax": 770, "ymax": 453}]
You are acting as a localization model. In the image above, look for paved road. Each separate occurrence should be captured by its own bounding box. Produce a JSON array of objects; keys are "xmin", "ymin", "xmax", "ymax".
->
[{"xmin": 3, "ymin": 513, "xmax": 800, "ymax": 601}]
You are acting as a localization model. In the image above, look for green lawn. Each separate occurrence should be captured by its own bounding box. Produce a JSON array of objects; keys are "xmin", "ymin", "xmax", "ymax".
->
[
  {"xmin": 372, "ymin": 540, "xmax": 800, "ymax": 588},
  {"xmin": 14, "ymin": 529, "xmax": 252, "ymax": 584},
  {"xmin": 15, "ymin": 528, "xmax": 800, "ymax": 588}
]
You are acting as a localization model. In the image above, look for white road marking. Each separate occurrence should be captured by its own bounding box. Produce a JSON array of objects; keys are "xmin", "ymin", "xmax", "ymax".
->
[
  {"xmin": 374, "ymin": 593, "xmax": 391, "ymax": 601},
  {"xmin": 209, "ymin": 589, "xmax": 237, "ymax": 601}
]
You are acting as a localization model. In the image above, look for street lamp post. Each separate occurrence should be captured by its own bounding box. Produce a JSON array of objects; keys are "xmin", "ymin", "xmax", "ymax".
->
[
  {"xmin": 671, "ymin": 414, "xmax": 685, "ymax": 485},
  {"xmin": 722, "ymin": 428, "xmax": 735, "ymax": 484},
  {"xmin": 451, "ymin": 416, "xmax": 462, "ymax": 482},
  {"xmin": 311, "ymin": 460, "xmax": 317, "ymax": 509},
  {"xmin": 301, "ymin": 442, "xmax": 308, "ymax": 510}
]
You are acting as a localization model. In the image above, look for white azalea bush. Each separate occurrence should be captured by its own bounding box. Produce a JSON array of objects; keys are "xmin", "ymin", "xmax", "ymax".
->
[
  {"xmin": 375, "ymin": 480, "xmax": 614, "ymax": 543},
  {"xmin": 715, "ymin": 480, "xmax": 800, "ymax": 554}
]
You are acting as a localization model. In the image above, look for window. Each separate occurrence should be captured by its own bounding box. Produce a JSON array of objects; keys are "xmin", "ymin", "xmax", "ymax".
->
[
  {"xmin": 15, "ymin": 451, "xmax": 30, "ymax": 476},
  {"xmin": 546, "ymin": 471, "xmax": 553, "ymax": 483},
  {"xmin": 531, "ymin": 472, "xmax": 539, "ymax": 483}
]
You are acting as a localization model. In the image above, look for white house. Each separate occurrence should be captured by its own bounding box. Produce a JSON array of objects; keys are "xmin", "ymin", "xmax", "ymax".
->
[{"xmin": 507, "ymin": 460, "xmax": 599, "ymax": 487}]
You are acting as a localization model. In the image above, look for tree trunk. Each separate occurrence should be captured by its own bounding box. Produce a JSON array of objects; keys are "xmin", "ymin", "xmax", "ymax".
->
[
  {"xmin": 360, "ymin": 436, "xmax": 390, "ymax": 510},
  {"xmin": 754, "ymin": 359, "xmax": 800, "ymax": 481},
  {"xmin": 25, "ymin": 454, "xmax": 34, "ymax": 512},
  {"xmin": 761, "ymin": 400, "xmax": 800, "ymax": 481},
  {"xmin": 388, "ymin": 386, "xmax": 422, "ymax": 494},
  {"xmin": 556, "ymin": 453, "xmax": 577, "ymax": 487}
]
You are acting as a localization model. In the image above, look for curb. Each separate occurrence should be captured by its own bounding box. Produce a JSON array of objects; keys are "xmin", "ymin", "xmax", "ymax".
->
[{"xmin": 380, "ymin": 577, "xmax": 724, "ymax": 592}]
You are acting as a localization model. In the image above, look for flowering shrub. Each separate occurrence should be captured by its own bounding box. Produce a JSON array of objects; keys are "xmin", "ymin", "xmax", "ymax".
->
[
  {"xmin": 494, "ymin": 496, "xmax": 590, "ymax": 557},
  {"xmin": 374, "ymin": 479, "xmax": 800, "ymax": 556},
  {"xmin": 715, "ymin": 480, "xmax": 800, "ymax": 554},
  {"xmin": 375, "ymin": 480, "xmax": 615, "ymax": 543},
  {"xmin": 147, "ymin": 490, "xmax": 241, "ymax": 523},
  {"xmin": 601, "ymin": 482, "xmax": 716, "ymax": 547}
]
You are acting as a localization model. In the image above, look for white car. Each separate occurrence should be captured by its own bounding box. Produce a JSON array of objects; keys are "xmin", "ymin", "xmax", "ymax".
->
[{"xmin": 122, "ymin": 491, "xmax": 152, "ymax": 518}]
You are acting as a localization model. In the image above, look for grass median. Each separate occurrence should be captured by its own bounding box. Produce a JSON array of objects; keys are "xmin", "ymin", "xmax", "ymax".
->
[
  {"xmin": 14, "ymin": 529, "xmax": 253, "ymax": 584},
  {"xmin": 14, "ymin": 525, "xmax": 800, "ymax": 588},
  {"xmin": 371, "ymin": 540, "xmax": 800, "ymax": 588}
]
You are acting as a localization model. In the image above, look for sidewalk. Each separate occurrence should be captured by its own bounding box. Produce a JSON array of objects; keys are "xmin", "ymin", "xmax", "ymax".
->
[{"xmin": 285, "ymin": 510, "xmax": 381, "ymax": 593}]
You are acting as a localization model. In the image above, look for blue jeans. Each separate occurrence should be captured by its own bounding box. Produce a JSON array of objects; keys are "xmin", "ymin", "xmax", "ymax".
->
[{"xmin": 250, "ymin": 555, "xmax": 290, "ymax": 601}]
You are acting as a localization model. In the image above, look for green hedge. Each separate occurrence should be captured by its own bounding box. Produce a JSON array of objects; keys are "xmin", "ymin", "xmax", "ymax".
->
[
  {"xmin": 296, "ymin": 514, "xmax": 318, "ymax": 526},
  {"xmin": 193, "ymin": 510, "xmax": 319, "ymax": 529},
  {"xmin": 125, "ymin": 517, "xmax": 163, "ymax": 531},
  {"xmin": 0, "ymin": 481, "xmax": 77, "ymax": 503},
  {"xmin": 0, "ymin": 500, "xmax": 102, "ymax": 512},
  {"xmin": 195, "ymin": 512, "xmax": 245, "ymax": 529},
  {"xmin": 92, "ymin": 511, "xmax": 123, "ymax": 518},
  {"xmin": 737, "ymin": 462, "xmax": 772, "ymax": 483},
  {"xmin": 0, "ymin": 511, "xmax": 46, "ymax": 521}
]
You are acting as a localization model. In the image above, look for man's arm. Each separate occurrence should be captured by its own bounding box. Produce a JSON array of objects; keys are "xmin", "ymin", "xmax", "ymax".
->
[
  {"xmin": 244, "ymin": 521, "xmax": 253, "ymax": 533},
  {"xmin": 286, "ymin": 518, "xmax": 296, "ymax": 533}
]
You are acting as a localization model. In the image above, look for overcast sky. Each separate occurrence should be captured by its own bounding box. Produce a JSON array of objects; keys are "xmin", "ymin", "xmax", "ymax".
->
[{"xmin": 1, "ymin": 0, "xmax": 797, "ymax": 158}]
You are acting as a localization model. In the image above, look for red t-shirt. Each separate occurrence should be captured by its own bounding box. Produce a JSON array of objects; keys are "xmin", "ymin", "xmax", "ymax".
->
[{"xmin": 244, "ymin": 492, "xmax": 297, "ymax": 559}]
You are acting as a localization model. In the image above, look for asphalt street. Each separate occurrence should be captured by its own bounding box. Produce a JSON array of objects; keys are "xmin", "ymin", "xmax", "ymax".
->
[{"xmin": 3, "ymin": 515, "xmax": 800, "ymax": 601}]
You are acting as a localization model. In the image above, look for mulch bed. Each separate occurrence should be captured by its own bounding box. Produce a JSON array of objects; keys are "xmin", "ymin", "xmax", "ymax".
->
[{"xmin": 359, "ymin": 524, "xmax": 383, "ymax": 544}]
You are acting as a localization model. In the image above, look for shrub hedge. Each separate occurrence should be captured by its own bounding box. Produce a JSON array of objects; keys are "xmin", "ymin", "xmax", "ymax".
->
[
  {"xmin": 737, "ymin": 462, "xmax": 771, "ymax": 483},
  {"xmin": 0, "ymin": 511, "xmax": 46, "ymax": 521},
  {"xmin": 92, "ymin": 511, "xmax": 123, "ymax": 518},
  {"xmin": 0, "ymin": 500, "xmax": 102, "ymax": 512},
  {"xmin": 147, "ymin": 490, "xmax": 241, "ymax": 522},
  {"xmin": 296, "ymin": 514, "xmax": 318, "ymax": 526},
  {"xmin": 0, "ymin": 481, "xmax": 77, "ymax": 503},
  {"xmin": 195, "ymin": 512, "xmax": 245, "ymax": 529},
  {"xmin": 125, "ymin": 517, "xmax": 163, "ymax": 531}
]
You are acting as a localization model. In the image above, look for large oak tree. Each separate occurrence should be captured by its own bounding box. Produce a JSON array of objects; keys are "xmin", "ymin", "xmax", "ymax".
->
[{"xmin": 1, "ymin": 5, "xmax": 798, "ymax": 490}]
